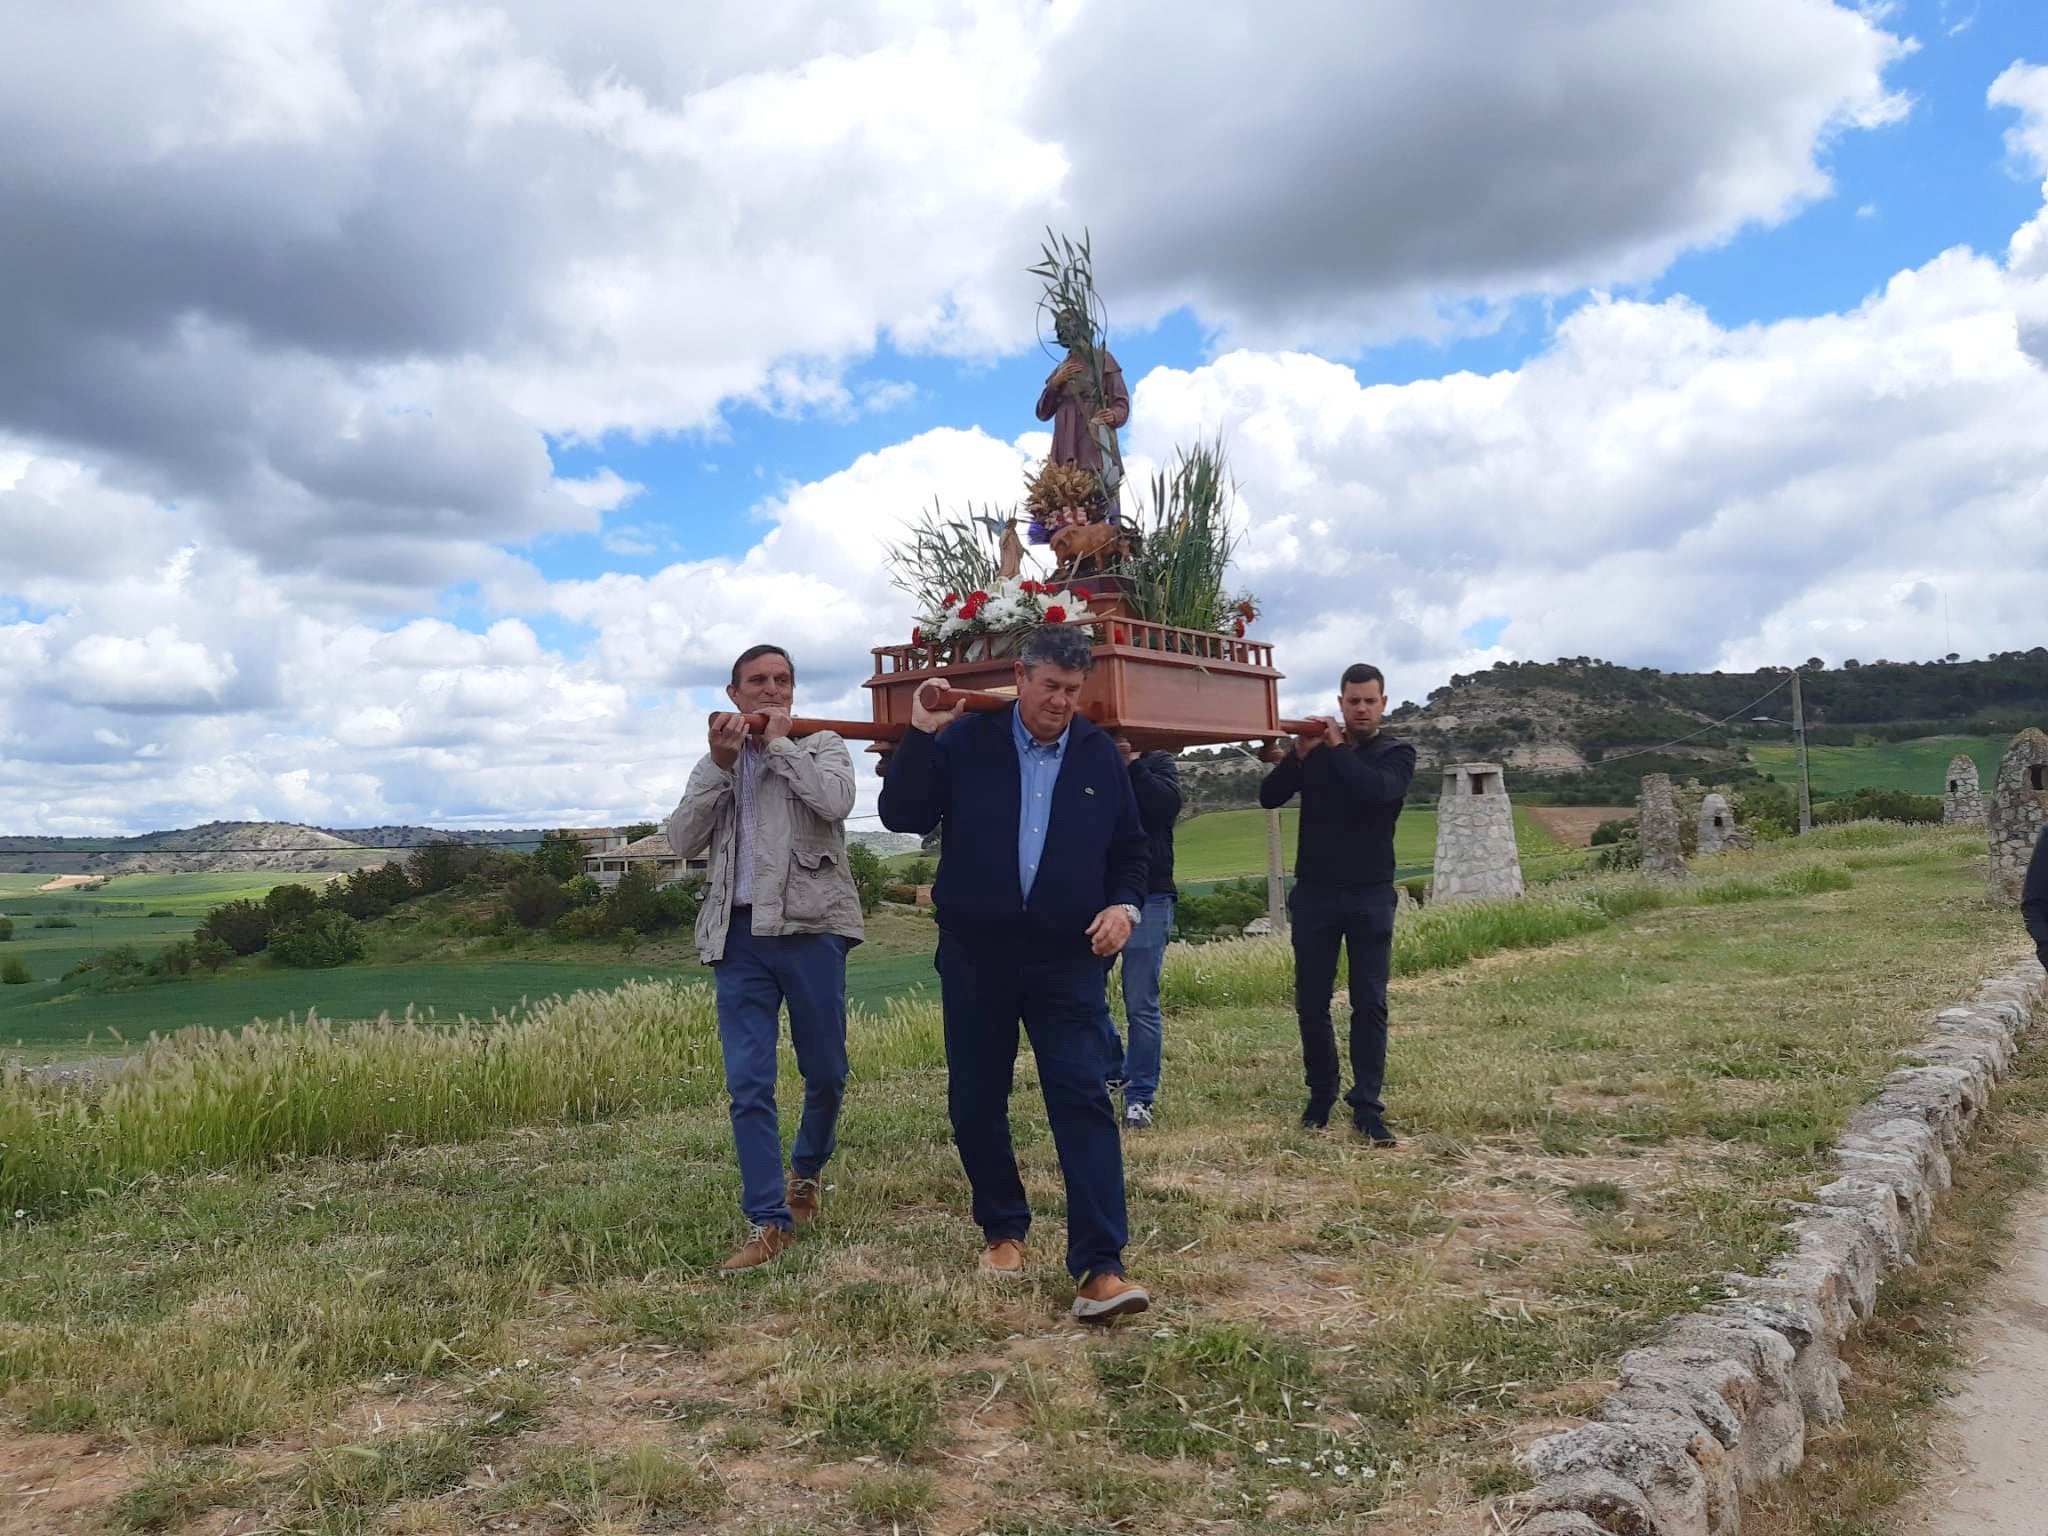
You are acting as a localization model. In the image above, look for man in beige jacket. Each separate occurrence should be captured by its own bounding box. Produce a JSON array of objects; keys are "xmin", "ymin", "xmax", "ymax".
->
[{"xmin": 668, "ymin": 644, "xmax": 865, "ymax": 1272}]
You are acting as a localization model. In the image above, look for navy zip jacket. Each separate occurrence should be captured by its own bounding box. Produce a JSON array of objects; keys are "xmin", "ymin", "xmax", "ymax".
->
[
  {"xmin": 880, "ymin": 706, "xmax": 1149, "ymax": 949},
  {"xmin": 2025, "ymin": 825, "xmax": 2048, "ymax": 969}
]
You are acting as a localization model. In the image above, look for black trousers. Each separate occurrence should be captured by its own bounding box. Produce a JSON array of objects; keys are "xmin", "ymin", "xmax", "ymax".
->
[{"xmin": 1289, "ymin": 882, "xmax": 1397, "ymax": 1116}]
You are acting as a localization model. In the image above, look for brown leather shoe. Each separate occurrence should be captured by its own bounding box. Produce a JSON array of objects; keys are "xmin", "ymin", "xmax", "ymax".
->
[
  {"xmin": 1071, "ymin": 1271, "xmax": 1150, "ymax": 1324},
  {"xmin": 720, "ymin": 1223, "xmax": 792, "ymax": 1274},
  {"xmin": 786, "ymin": 1176, "xmax": 821, "ymax": 1223},
  {"xmin": 978, "ymin": 1238, "xmax": 1028, "ymax": 1278}
]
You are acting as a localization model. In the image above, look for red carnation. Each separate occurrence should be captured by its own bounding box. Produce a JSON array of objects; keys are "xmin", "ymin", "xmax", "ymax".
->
[
  {"xmin": 1044, "ymin": 605, "xmax": 1067, "ymax": 623},
  {"xmin": 911, "ymin": 626, "xmax": 922, "ymax": 646},
  {"xmin": 1233, "ymin": 618, "xmax": 1247, "ymax": 637},
  {"xmin": 943, "ymin": 592, "xmax": 959, "ymax": 607},
  {"xmin": 1020, "ymin": 579, "xmax": 1041, "ymax": 595},
  {"xmin": 1112, "ymin": 625, "xmax": 1127, "ymax": 644},
  {"xmin": 959, "ymin": 598, "xmax": 983, "ymax": 622}
]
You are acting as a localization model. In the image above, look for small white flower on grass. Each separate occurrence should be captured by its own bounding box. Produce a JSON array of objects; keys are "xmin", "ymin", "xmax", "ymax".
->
[
  {"xmin": 12, "ymin": 1210, "xmax": 24, "ymax": 1220},
  {"xmin": 1361, "ymin": 1467, "xmax": 1377, "ymax": 1479},
  {"xmin": 1252, "ymin": 1440, "xmax": 1268, "ymax": 1452},
  {"xmin": 1335, "ymin": 1464, "xmax": 1350, "ymax": 1477},
  {"xmin": 514, "ymin": 1358, "xmax": 530, "ymax": 1369}
]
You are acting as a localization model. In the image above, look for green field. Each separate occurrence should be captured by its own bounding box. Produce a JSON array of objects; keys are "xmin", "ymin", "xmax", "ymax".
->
[
  {"xmin": 1173, "ymin": 803, "xmax": 1565, "ymax": 882},
  {"xmin": 1747, "ymin": 734, "xmax": 2008, "ymax": 797}
]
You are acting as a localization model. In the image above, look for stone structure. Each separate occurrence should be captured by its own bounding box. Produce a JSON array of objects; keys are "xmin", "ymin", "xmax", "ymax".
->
[
  {"xmin": 1638, "ymin": 772, "xmax": 1686, "ymax": 877},
  {"xmin": 1430, "ymin": 763, "xmax": 1523, "ymax": 903},
  {"xmin": 1987, "ymin": 729, "xmax": 2048, "ymax": 906},
  {"xmin": 1515, "ymin": 959, "xmax": 2047, "ymax": 1536},
  {"xmin": 1695, "ymin": 793, "xmax": 1735, "ymax": 856},
  {"xmin": 1942, "ymin": 752, "xmax": 1984, "ymax": 825}
]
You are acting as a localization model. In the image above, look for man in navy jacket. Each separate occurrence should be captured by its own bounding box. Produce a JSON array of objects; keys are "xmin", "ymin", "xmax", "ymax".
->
[{"xmin": 879, "ymin": 623, "xmax": 1154, "ymax": 1323}]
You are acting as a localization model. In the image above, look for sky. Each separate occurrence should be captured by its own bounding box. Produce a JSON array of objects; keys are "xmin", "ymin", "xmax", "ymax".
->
[{"xmin": 3, "ymin": 0, "xmax": 2047, "ymax": 836}]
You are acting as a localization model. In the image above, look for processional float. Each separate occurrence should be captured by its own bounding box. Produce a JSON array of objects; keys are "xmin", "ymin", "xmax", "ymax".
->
[{"xmin": 731, "ymin": 231, "xmax": 1324, "ymax": 764}]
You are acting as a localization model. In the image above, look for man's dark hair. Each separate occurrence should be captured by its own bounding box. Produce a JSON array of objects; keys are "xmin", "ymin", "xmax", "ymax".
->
[
  {"xmin": 731, "ymin": 644, "xmax": 794, "ymax": 688},
  {"xmin": 1340, "ymin": 663, "xmax": 1385, "ymax": 693},
  {"xmin": 1019, "ymin": 623, "xmax": 1095, "ymax": 675}
]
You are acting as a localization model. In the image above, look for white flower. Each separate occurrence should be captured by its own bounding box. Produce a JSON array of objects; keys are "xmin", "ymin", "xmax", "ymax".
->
[
  {"xmin": 1252, "ymin": 1440, "xmax": 1268, "ymax": 1453},
  {"xmin": 11, "ymin": 1210, "xmax": 23, "ymax": 1219},
  {"xmin": 1361, "ymin": 1467, "xmax": 1377, "ymax": 1479},
  {"xmin": 1335, "ymin": 1464, "xmax": 1350, "ymax": 1477}
]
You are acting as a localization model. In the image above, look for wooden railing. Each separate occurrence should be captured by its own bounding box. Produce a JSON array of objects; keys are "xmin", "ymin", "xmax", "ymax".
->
[{"xmin": 874, "ymin": 616, "xmax": 1274, "ymax": 675}]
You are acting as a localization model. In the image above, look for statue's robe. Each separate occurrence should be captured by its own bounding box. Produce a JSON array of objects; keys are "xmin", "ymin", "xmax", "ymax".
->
[{"xmin": 1034, "ymin": 348, "xmax": 1129, "ymax": 473}]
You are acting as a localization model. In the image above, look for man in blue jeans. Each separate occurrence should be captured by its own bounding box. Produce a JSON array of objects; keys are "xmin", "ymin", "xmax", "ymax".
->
[
  {"xmin": 1113, "ymin": 736, "xmax": 1181, "ymax": 1129},
  {"xmin": 668, "ymin": 644, "xmax": 867, "ymax": 1273}
]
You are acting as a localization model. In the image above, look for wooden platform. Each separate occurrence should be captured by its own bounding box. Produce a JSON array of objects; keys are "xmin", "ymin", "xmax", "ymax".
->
[{"xmin": 866, "ymin": 617, "xmax": 1284, "ymax": 753}]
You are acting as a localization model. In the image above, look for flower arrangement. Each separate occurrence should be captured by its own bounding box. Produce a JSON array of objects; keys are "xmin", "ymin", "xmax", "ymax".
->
[{"xmin": 912, "ymin": 576, "xmax": 1095, "ymax": 648}]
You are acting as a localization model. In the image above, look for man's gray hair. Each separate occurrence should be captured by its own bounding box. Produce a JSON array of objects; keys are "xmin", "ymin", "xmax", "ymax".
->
[{"xmin": 1019, "ymin": 622, "xmax": 1095, "ymax": 675}]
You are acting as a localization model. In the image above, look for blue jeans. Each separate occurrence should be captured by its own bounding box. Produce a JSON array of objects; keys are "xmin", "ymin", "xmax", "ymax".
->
[
  {"xmin": 936, "ymin": 933, "xmax": 1129, "ymax": 1279},
  {"xmin": 711, "ymin": 907, "xmax": 849, "ymax": 1230},
  {"xmin": 1116, "ymin": 894, "xmax": 1174, "ymax": 1105}
]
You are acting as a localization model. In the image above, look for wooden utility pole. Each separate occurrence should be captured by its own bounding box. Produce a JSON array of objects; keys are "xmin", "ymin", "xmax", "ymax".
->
[
  {"xmin": 1790, "ymin": 668, "xmax": 1812, "ymax": 836},
  {"xmin": 1266, "ymin": 808, "xmax": 1288, "ymax": 930}
]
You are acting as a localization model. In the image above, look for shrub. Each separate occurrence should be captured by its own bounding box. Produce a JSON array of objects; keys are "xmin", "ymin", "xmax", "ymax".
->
[
  {"xmin": 192, "ymin": 936, "xmax": 235, "ymax": 973},
  {"xmin": 263, "ymin": 883, "xmax": 320, "ymax": 924},
  {"xmin": 323, "ymin": 861, "xmax": 413, "ymax": 920},
  {"xmin": 503, "ymin": 871, "xmax": 569, "ymax": 930},
  {"xmin": 269, "ymin": 913, "xmax": 368, "ymax": 968},
  {"xmin": 1175, "ymin": 878, "xmax": 1267, "ymax": 936},
  {"xmin": 903, "ymin": 858, "xmax": 937, "ymax": 887},
  {"xmin": 563, "ymin": 874, "xmax": 603, "ymax": 908},
  {"xmin": 654, "ymin": 879, "xmax": 704, "ymax": 930},
  {"xmin": 846, "ymin": 844, "xmax": 887, "ymax": 916},
  {"xmin": 1588, "ymin": 818, "xmax": 1629, "ymax": 847},
  {"xmin": 0, "ymin": 916, "xmax": 11, "ymax": 941},
  {"xmin": 197, "ymin": 899, "xmax": 271, "ymax": 956},
  {"xmin": 0, "ymin": 958, "xmax": 30, "ymax": 985},
  {"xmin": 554, "ymin": 906, "xmax": 609, "ymax": 940},
  {"xmin": 153, "ymin": 939, "xmax": 198, "ymax": 977},
  {"xmin": 530, "ymin": 829, "xmax": 587, "ymax": 884},
  {"xmin": 1813, "ymin": 787, "xmax": 1942, "ymax": 825},
  {"xmin": 881, "ymin": 882, "xmax": 918, "ymax": 905},
  {"xmin": 35, "ymin": 915, "xmax": 77, "ymax": 929},
  {"xmin": 609, "ymin": 864, "xmax": 667, "ymax": 934}
]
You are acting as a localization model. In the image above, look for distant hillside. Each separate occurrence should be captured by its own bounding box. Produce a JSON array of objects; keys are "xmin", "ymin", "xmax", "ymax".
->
[
  {"xmin": 0, "ymin": 821, "xmax": 378, "ymax": 876},
  {"xmin": 1381, "ymin": 649, "xmax": 2048, "ymax": 797},
  {"xmin": 1170, "ymin": 649, "xmax": 2048, "ymax": 813}
]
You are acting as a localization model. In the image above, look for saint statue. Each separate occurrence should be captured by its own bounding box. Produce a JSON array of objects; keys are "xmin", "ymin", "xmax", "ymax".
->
[{"xmin": 1035, "ymin": 308, "xmax": 1129, "ymax": 498}]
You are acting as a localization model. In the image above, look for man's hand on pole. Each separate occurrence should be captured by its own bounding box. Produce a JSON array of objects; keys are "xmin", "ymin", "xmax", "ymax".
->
[
  {"xmin": 708, "ymin": 711, "xmax": 749, "ymax": 771},
  {"xmin": 1299, "ymin": 715, "xmax": 1340, "ymax": 754},
  {"xmin": 1087, "ymin": 904, "xmax": 1133, "ymax": 957},
  {"xmin": 910, "ymin": 680, "xmax": 967, "ymax": 736},
  {"xmin": 760, "ymin": 707, "xmax": 793, "ymax": 745}
]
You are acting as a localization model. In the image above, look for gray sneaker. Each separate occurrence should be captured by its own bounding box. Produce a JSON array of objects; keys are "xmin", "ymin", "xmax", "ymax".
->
[{"xmin": 1123, "ymin": 1102, "xmax": 1154, "ymax": 1130}]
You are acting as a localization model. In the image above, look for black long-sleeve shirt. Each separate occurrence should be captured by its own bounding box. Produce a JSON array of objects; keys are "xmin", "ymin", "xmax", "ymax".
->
[
  {"xmin": 2024, "ymin": 825, "xmax": 2048, "ymax": 969},
  {"xmin": 1259, "ymin": 732, "xmax": 1417, "ymax": 889},
  {"xmin": 1128, "ymin": 751, "xmax": 1182, "ymax": 897}
]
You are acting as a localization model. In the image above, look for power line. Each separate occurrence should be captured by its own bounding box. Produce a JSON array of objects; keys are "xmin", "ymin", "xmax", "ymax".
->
[{"xmin": 1574, "ymin": 673, "xmax": 1795, "ymax": 767}]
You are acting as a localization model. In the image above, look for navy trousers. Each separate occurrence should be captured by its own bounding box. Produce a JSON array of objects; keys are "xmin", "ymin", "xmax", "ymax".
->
[
  {"xmin": 1289, "ymin": 882, "xmax": 1398, "ymax": 1117},
  {"xmin": 935, "ymin": 933, "xmax": 1129, "ymax": 1279}
]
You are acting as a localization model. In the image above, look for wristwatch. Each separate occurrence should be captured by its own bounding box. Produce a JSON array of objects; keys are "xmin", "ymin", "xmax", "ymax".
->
[{"xmin": 1118, "ymin": 902, "xmax": 1142, "ymax": 926}]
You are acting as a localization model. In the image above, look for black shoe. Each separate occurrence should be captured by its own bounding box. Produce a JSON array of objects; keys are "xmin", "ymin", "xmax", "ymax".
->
[
  {"xmin": 1300, "ymin": 1099, "xmax": 1335, "ymax": 1130},
  {"xmin": 1353, "ymin": 1114, "xmax": 1398, "ymax": 1147}
]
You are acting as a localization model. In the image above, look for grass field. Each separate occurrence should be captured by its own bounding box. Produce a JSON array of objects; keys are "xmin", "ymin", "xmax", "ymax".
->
[
  {"xmin": 1748, "ymin": 734, "xmax": 2008, "ymax": 797},
  {"xmin": 0, "ymin": 825, "xmax": 2030, "ymax": 1535},
  {"xmin": 1173, "ymin": 803, "xmax": 1565, "ymax": 882}
]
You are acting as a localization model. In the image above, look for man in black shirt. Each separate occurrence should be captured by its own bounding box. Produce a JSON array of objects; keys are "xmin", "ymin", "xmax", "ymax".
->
[
  {"xmin": 1259, "ymin": 663, "xmax": 1417, "ymax": 1143},
  {"xmin": 2024, "ymin": 825, "xmax": 2048, "ymax": 972}
]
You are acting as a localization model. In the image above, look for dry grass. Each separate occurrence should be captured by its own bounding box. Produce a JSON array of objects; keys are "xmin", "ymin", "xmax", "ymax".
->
[{"xmin": 0, "ymin": 826, "xmax": 2030, "ymax": 1534}]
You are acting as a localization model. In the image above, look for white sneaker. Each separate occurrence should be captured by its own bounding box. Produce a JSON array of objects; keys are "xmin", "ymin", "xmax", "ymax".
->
[{"xmin": 1123, "ymin": 1102, "xmax": 1154, "ymax": 1130}]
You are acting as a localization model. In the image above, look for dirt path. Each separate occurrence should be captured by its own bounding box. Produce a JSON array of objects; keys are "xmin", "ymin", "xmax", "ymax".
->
[
  {"xmin": 1522, "ymin": 805, "xmax": 1633, "ymax": 847},
  {"xmin": 34, "ymin": 874, "xmax": 103, "ymax": 891},
  {"xmin": 1891, "ymin": 1185, "xmax": 2048, "ymax": 1533}
]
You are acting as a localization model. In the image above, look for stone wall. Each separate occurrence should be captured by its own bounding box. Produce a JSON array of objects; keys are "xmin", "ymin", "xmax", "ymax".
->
[
  {"xmin": 1431, "ymin": 763, "xmax": 1524, "ymax": 903},
  {"xmin": 1696, "ymin": 793, "xmax": 1735, "ymax": 856},
  {"xmin": 1942, "ymin": 752, "xmax": 1984, "ymax": 826},
  {"xmin": 1639, "ymin": 773, "xmax": 1687, "ymax": 877},
  {"xmin": 1987, "ymin": 730, "xmax": 2048, "ymax": 907},
  {"xmin": 1511, "ymin": 958, "xmax": 2047, "ymax": 1536}
]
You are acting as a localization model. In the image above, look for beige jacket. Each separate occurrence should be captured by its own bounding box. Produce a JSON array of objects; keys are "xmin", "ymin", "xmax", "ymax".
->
[{"xmin": 666, "ymin": 730, "xmax": 865, "ymax": 964}]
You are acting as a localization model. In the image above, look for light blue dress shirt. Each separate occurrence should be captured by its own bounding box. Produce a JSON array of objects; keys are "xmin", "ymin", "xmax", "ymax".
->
[{"xmin": 1011, "ymin": 705, "xmax": 1070, "ymax": 901}]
